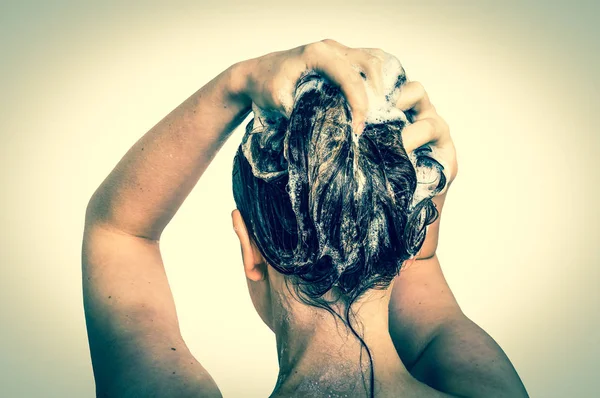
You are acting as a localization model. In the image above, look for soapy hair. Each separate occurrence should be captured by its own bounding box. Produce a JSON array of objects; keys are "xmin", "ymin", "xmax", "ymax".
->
[{"xmin": 231, "ymin": 71, "xmax": 446, "ymax": 396}]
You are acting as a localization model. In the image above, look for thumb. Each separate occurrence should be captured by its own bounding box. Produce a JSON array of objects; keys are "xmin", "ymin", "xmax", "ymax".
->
[{"xmin": 275, "ymin": 78, "xmax": 295, "ymax": 119}]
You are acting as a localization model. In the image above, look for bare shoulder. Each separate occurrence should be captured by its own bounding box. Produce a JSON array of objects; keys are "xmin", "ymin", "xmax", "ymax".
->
[
  {"xmin": 94, "ymin": 350, "xmax": 223, "ymax": 398},
  {"xmin": 389, "ymin": 254, "xmax": 528, "ymax": 397},
  {"xmin": 82, "ymin": 222, "xmax": 222, "ymax": 397},
  {"xmin": 410, "ymin": 316, "xmax": 529, "ymax": 398},
  {"xmin": 389, "ymin": 254, "xmax": 463, "ymax": 368}
]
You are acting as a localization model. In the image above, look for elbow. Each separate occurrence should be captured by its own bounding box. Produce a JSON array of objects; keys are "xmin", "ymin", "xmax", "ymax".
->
[{"xmin": 85, "ymin": 188, "xmax": 113, "ymax": 227}]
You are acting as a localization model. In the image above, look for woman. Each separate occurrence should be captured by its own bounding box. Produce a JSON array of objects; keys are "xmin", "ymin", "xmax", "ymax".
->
[{"xmin": 82, "ymin": 39, "xmax": 528, "ymax": 397}]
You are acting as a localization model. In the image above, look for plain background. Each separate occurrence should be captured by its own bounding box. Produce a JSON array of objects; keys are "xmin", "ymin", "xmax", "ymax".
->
[{"xmin": 1, "ymin": 0, "xmax": 599, "ymax": 396}]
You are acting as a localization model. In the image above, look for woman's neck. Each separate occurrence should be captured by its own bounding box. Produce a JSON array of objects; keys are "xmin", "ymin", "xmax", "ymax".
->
[{"xmin": 269, "ymin": 286, "xmax": 413, "ymax": 397}]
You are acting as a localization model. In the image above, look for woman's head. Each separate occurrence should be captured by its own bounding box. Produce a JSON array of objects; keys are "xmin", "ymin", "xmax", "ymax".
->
[{"xmin": 231, "ymin": 65, "xmax": 446, "ymax": 324}]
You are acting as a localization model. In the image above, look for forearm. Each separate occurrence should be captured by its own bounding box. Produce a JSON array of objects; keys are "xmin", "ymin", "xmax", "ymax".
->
[
  {"xmin": 410, "ymin": 316, "xmax": 529, "ymax": 398},
  {"xmin": 86, "ymin": 61, "xmax": 253, "ymax": 239}
]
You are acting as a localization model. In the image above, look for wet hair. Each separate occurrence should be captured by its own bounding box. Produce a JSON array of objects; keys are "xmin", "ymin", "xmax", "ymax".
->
[{"xmin": 232, "ymin": 72, "xmax": 446, "ymax": 396}]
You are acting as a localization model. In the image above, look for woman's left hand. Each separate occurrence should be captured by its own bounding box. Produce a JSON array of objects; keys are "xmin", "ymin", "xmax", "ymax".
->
[{"xmin": 237, "ymin": 39, "xmax": 388, "ymax": 135}]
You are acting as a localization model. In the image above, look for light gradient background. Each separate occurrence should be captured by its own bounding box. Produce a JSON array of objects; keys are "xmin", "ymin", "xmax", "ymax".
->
[{"xmin": 1, "ymin": 0, "xmax": 598, "ymax": 397}]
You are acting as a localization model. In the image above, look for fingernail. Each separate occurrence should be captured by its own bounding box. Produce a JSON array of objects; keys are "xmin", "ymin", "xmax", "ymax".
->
[
  {"xmin": 279, "ymin": 94, "xmax": 293, "ymax": 119},
  {"xmin": 281, "ymin": 104, "xmax": 292, "ymax": 119},
  {"xmin": 354, "ymin": 122, "xmax": 365, "ymax": 135}
]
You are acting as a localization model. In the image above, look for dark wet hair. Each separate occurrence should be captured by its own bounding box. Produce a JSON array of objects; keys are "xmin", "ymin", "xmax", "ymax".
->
[{"xmin": 232, "ymin": 73, "xmax": 445, "ymax": 396}]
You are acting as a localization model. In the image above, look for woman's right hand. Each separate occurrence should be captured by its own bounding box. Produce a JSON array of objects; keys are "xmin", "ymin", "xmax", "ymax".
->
[
  {"xmin": 395, "ymin": 82, "xmax": 458, "ymax": 258},
  {"xmin": 396, "ymin": 81, "xmax": 458, "ymax": 188}
]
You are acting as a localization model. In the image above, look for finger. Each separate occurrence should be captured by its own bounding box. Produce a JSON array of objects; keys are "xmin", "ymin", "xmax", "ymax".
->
[
  {"xmin": 401, "ymin": 118, "xmax": 443, "ymax": 153},
  {"xmin": 276, "ymin": 73, "xmax": 300, "ymax": 118},
  {"xmin": 320, "ymin": 38, "xmax": 350, "ymax": 49},
  {"xmin": 352, "ymin": 48, "xmax": 385, "ymax": 97},
  {"xmin": 270, "ymin": 57, "xmax": 306, "ymax": 118},
  {"xmin": 310, "ymin": 54, "xmax": 369, "ymax": 134},
  {"xmin": 395, "ymin": 81, "xmax": 436, "ymax": 118}
]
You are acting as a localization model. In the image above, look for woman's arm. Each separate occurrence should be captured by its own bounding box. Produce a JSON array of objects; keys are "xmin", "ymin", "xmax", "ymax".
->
[
  {"xmin": 85, "ymin": 40, "xmax": 374, "ymax": 238},
  {"xmin": 85, "ymin": 62, "xmax": 253, "ymax": 238},
  {"xmin": 82, "ymin": 62, "xmax": 253, "ymax": 397},
  {"xmin": 83, "ymin": 40, "xmax": 374, "ymax": 396},
  {"xmin": 388, "ymin": 83, "xmax": 528, "ymax": 397}
]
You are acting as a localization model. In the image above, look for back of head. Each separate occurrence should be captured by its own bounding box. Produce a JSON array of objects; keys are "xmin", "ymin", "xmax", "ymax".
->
[{"xmin": 232, "ymin": 66, "xmax": 446, "ymax": 308}]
